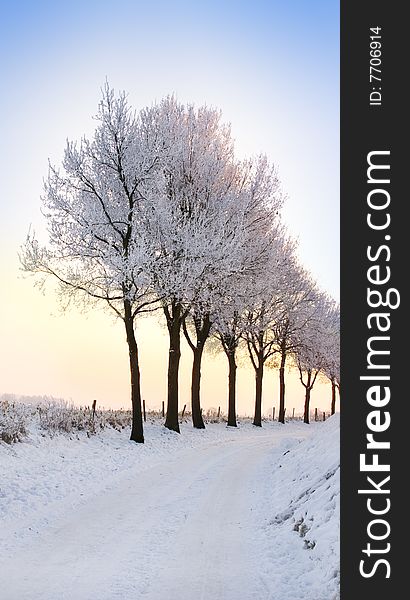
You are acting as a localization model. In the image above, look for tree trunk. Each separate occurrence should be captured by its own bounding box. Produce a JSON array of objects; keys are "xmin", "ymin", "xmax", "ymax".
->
[
  {"xmin": 227, "ymin": 350, "xmax": 237, "ymax": 427},
  {"xmin": 331, "ymin": 378, "xmax": 337, "ymax": 415},
  {"xmin": 164, "ymin": 302, "xmax": 182, "ymax": 433},
  {"xmin": 303, "ymin": 372, "xmax": 312, "ymax": 424},
  {"xmin": 187, "ymin": 314, "xmax": 211, "ymax": 429},
  {"xmin": 278, "ymin": 351, "xmax": 287, "ymax": 424},
  {"xmin": 191, "ymin": 346, "xmax": 205, "ymax": 429},
  {"xmin": 123, "ymin": 299, "xmax": 144, "ymax": 443},
  {"xmin": 253, "ymin": 362, "xmax": 264, "ymax": 427}
]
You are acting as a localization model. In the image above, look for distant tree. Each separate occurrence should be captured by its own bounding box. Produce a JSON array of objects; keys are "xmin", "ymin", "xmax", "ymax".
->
[
  {"xmin": 294, "ymin": 293, "xmax": 332, "ymax": 423},
  {"xmin": 182, "ymin": 311, "xmax": 212, "ymax": 429},
  {"xmin": 214, "ymin": 156, "xmax": 283, "ymax": 427},
  {"xmin": 214, "ymin": 308, "xmax": 244, "ymax": 427},
  {"xmin": 21, "ymin": 85, "xmax": 161, "ymax": 443},
  {"xmin": 321, "ymin": 302, "xmax": 340, "ymax": 415},
  {"xmin": 244, "ymin": 300, "xmax": 275, "ymax": 427},
  {"xmin": 243, "ymin": 235, "xmax": 296, "ymax": 426},
  {"xmin": 269, "ymin": 267, "xmax": 319, "ymax": 424}
]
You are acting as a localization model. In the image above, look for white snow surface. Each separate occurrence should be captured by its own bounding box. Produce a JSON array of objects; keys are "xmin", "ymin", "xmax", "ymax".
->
[{"xmin": 0, "ymin": 415, "xmax": 339, "ymax": 600}]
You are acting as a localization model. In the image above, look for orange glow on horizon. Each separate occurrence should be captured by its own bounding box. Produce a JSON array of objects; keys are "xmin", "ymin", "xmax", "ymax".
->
[{"xmin": 0, "ymin": 251, "xmax": 336, "ymax": 417}]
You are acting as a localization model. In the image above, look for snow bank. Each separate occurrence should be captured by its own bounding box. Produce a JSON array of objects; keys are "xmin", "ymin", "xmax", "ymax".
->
[{"xmin": 261, "ymin": 414, "xmax": 340, "ymax": 600}]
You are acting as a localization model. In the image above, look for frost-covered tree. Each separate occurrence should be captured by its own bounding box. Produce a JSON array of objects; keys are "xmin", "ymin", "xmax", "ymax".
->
[
  {"xmin": 213, "ymin": 156, "xmax": 283, "ymax": 427},
  {"xmin": 216, "ymin": 318, "xmax": 241, "ymax": 426},
  {"xmin": 21, "ymin": 85, "xmax": 161, "ymax": 443},
  {"xmin": 294, "ymin": 293, "xmax": 333, "ymax": 424},
  {"xmin": 243, "ymin": 234, "xmax": 297, "ymax": 426},
  {"xmin": 182, "ymin": 311, "xmax": 212, "ymax": 428},
  {"xmin": 181, "ymin": 154, "xmax": 283, "ymax": 429},
  {"xmin": 269, "ymin": 266, "xmax": 319, "ymax": 424},
  {"xmin": 321, "ymin": 302, "xmax": 340, "ymax": 415},
  {"xmin": 139, "ymin": 98, "xmax": 244, "ymax": 433}
]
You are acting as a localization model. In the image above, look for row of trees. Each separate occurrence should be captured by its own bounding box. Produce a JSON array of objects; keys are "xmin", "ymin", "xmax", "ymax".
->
[{"xmin": 22, "ymin": 84, "xmax": 340, "ymax": 443}]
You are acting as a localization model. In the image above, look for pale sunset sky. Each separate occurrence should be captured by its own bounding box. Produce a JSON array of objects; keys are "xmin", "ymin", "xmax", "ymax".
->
[{"xmin": 0, "ymin": 0, "xmax": 339, "ymax": 416}]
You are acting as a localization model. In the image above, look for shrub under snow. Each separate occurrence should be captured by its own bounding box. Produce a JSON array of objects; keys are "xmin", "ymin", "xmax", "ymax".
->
[
  {"xmin": 0, "ymin": 399, "xmax": 29, "ymax": 444},
  {"xmin": 0, "ymin": 395, "xmax": 135, "ymax": 442}
]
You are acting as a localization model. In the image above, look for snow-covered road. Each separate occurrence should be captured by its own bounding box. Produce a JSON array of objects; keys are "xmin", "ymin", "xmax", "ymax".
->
[
  {"xmin": 1, "ymin": 418, "xmax": 340, "ymax": 600},
  {"xmin": 1, "ymin": 430, "xmax": 301, "ymax": 600}
]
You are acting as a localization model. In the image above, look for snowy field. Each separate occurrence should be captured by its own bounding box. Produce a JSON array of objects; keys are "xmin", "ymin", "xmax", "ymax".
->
[{"xmin": 0, "ymin": 408, "xmax": 339, "ymax": 600}]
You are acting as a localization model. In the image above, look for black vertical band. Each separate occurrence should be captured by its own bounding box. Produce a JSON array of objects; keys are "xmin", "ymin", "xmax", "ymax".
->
[{"xmin": 341, "ymin": 1, "xmax": 406, "ymax": 597}]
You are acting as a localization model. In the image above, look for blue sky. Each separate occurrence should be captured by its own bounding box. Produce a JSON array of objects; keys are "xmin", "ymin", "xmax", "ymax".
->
[
  {"xmin": 0, "ymin": 1, "xmax": 339, "ymax": 411},
  {"xmin": 1, "ymin": 1, "xmax": 339, "ymax": 295}
]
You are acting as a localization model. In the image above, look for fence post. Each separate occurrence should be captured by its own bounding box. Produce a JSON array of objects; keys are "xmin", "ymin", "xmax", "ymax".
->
[
  {"xmin": 315, "ymin": 407, "xmax": 318, "ymax": 422},
  {"xmin": 181, "ymin": 404, "xmax": 186, "ymax": 418},
  {"xmin": 217, "ymin": 406, "xmax": 221, "ymax": 419},
  {"xmin": 162, "ymin": 401, "xmax": 165, "ymax": 418},
  {"xmin": 143, "ymin": 399, "xmax": 146, "ymax": 422},
  {"xmin": 292, "ymin": 407, "xmax": 295, "ymax": 419},
  {"xmin": 272, "ymin": 406, "xmax": 275, "ymax": 421},
  {"xmin": 323, "ymin": 411, "xmax": 326, "ymax": 421},
  {"xmin": 91, "ymin": 399, "xmax": 97, "ymax": 422}
]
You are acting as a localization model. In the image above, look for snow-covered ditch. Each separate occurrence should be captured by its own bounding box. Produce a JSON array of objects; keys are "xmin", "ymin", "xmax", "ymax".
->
[{"xmin": 0, "ymin": 406, "xmax": 339, "ymax": 600}]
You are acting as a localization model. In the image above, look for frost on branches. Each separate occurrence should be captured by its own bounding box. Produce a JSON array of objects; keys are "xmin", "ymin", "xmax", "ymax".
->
[
  {"xmin": 21, "ymin": 84, "xmax": 161, "ymax": 443},
  {"xmin": 21, "ymin": 83, "xmax": 340, "ymax": 441}
]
